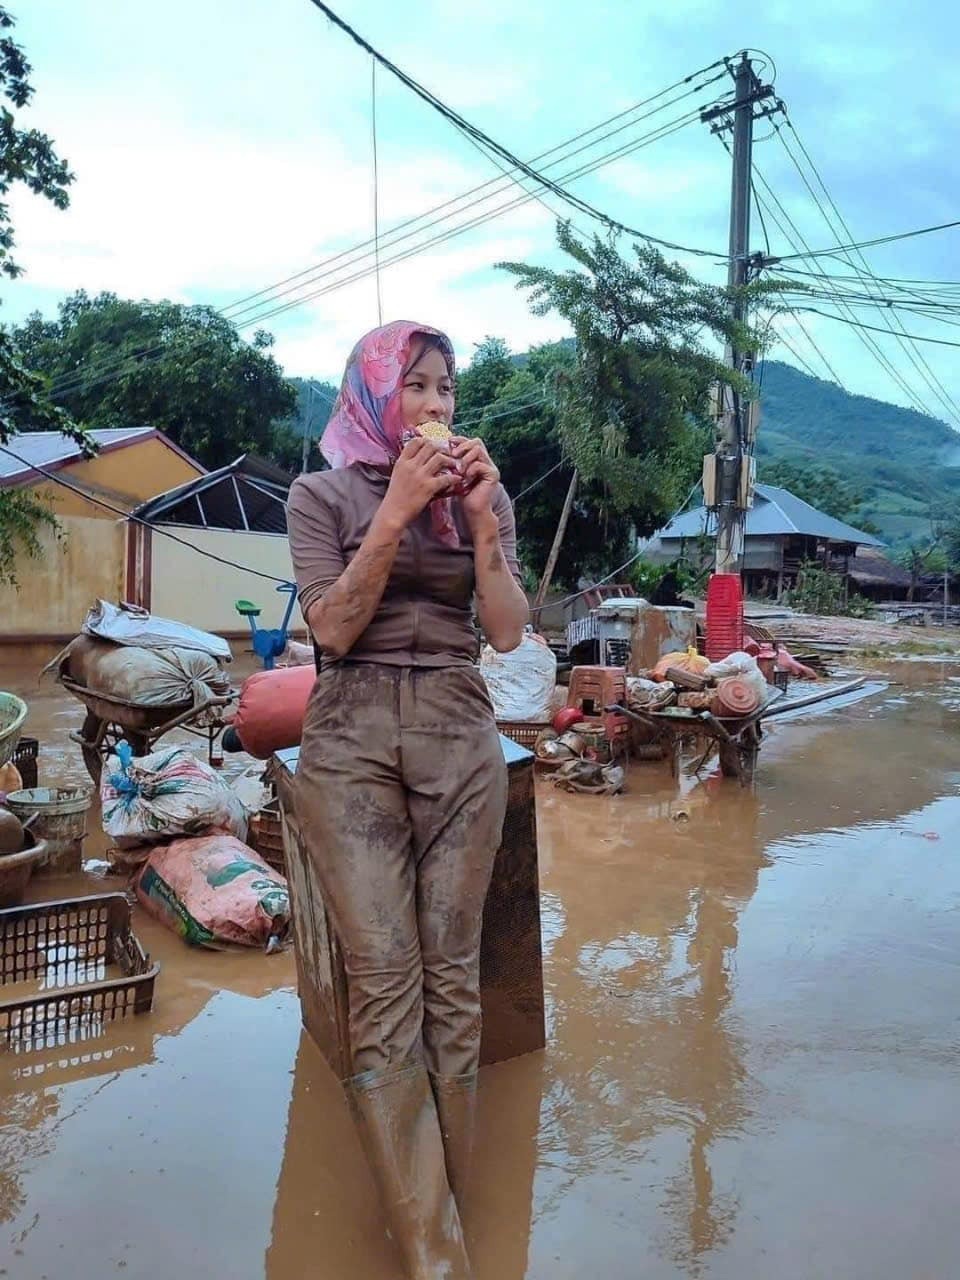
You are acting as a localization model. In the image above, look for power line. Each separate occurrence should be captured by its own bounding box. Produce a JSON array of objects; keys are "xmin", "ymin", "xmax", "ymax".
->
[
  {"xmin": 772, "ymin": 113, "xmax": 960, "ymax": 425},
  {"xmin": 47, "ymin": 99, "xmax": 709, "ymax": 408},
  {"xmin": 797, "ymin": 307, "xmax": 960, "ymax": 349},
  {"xmin": 772, "ymin": 265, "xmax": 960, "ymax": 293},
  {"xmin": 715, "ymin": 130, "xmax": 844, "ymax": 385},
  {"xmin": 371, "ymin": 57, "xmax": 383, "ymax": 326},
  {"xmin": 750, "ymin": 161, "xmax": 941, "ymax": 418},
  {"xmin": 223, "ymin": 107, "xmax": 707, "ymax": 331},
  {"xmin": 771, "ymin": 327, "xmax": 824, "ymax": 380},
  {"xmin": 307, "ymin": 1, "xmax": 730, "ymax": 260},
  {"xmin": 0, "ymin": 445, "xmax": 292, "ymax": 583},
  {"xmin": 223, "ymin": 68, "xmax": 730, "ymax": 320},
  {"xmin": 766, "ymin": 280, "xmax": 960, "ymax": 310},
  {"xmin": 455, "ymin": 394, "xmax": 551, "ymax": 429},
  {"xmin": 766, "ymin": 284, "xmax": 960, "ymax": 329},
  {"xmin": 510, "ymin": 459, "xmax": 566, "ymax": 505},
  {"xmin": 42, "ymin": 84, "xmax": 723, "ymax": 405},
  {"xmin": 752, "ymin": 179, "xmax": 772, "ymax": 258},
  {"xmin": 774, "ymin": 217, "xmax": 960, "ymax": 263},
  {"xmin": 226, "ymin": 104, "xmax": 709, "ymax": 327}
]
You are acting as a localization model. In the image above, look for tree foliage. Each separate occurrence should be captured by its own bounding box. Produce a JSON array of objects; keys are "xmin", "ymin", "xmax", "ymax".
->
[
  {"xmin": 453, "ymin": 337, "xmax": 601, "ymax": 583},
  {"xmin": 15, "ymin": 292, "xmax": 298, "ymax": 469},
  {"xmin": 272, "ymin": 376, "xmax": 338, "ymax": 473},
  {"xmin": 944, "ymin": 514, "xmax": 960, "ymax": 572},
  {"xmin": 456, "ymin": 336, "xmax": 634, "ymax": 584},
  {"xmin": 786, "ymin": 561, "xmax": 871, "ymax": 618},
  {"xmin": 0, "ymin": 326, "xmax": 77, "ymax": 443},
  {"xmin": 0, "ymin": 486, "xmax": 61, "ymax": 587},
  {"xmin": 756, "ymin": 359, "xmax": 960, "ymax": 549},
  {"xmin": 0, "ymin": 5, "xmax": 85, "ymax": 585},
  {"xmin": 0, "ymin": 5, "xmax": 73, "ymax": 282},
  {"xmin": 497, "ymin": 224, "xmax": 759, "ymax": 578}
]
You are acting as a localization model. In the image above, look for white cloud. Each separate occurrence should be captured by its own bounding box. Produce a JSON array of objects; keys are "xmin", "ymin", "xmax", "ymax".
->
[
  {"xmin": 264, "ymin": 227, "xmax": 572, "ymax": 377},
  {"xmin": 6, "ymin": 100, "xmax": 571, "ymax": 378},
  {"xmin": 11, "ymin": 0, "xmax": 960, "ymax": 418}
]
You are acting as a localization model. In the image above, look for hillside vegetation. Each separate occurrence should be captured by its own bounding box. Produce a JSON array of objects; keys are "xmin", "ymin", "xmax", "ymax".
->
[{"xmin": 756, "ymin": 361, "xmax": 960, "ymax": 548}]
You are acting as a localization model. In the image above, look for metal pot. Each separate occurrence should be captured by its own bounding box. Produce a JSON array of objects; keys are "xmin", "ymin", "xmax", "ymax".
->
[
  {"xmin": 571, "ymin": 723, "xmax": 612, "ymax": 764},
  {"xmin": 0, "ymin": 837, "xmax": 48, "ymax": 908}
]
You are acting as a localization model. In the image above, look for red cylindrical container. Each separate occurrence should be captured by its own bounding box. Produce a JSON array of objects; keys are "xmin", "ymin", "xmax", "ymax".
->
[
  {"xmin": 714, "ymin": 676, "xmax": 761, "ymax": 717},
  {"xmin": 757, "ymin": 643, "xmax": 777, "ymax": 685},
  {"xmin": 705, "ymin": 573, "xmax": 744, "ymax": 661}
]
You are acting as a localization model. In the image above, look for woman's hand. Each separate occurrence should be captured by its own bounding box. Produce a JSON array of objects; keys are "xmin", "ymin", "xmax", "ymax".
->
[
  {"xmin": 379, "ymin": 437, "xmax": 456, "ymax": 533},
  {"xmin": 451, "ymin": 436, "xmax": 500, "ymax": 527}
]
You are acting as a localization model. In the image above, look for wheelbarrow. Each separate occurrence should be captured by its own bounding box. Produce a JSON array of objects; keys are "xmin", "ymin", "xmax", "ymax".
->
[
  {"xmin": 61, "ymin": 675, "xmax": 234, "ymax": 784},
  {"xmin": 235, "ymin": 583, "xmax": 298, "ymax": 670},
  {"xmin": 608, "ymin": 689, "xmax": 784, "ymax": 787}
]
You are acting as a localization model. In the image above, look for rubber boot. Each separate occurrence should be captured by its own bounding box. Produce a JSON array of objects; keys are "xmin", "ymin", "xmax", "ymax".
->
[
  {"xmin": 349, "ymin": 1062, "xmax": 472, "ymax": 1280},
  {"xmin": 430, "ymin": 1072, "xmax": 478, "ymax": 1216}
]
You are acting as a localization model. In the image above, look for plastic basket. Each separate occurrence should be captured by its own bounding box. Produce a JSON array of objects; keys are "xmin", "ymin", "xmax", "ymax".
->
[
  {"xmin": 496, "ymin": 721, "xmax": 548, "ymax": 750},
  {"xmin": 250, "ymin": 798, "xmax": 285, "ymax": 873},
  {"xmin": 11, "ymin": 736, "xmax": 38, "ymax": 789},
  {"xmin": 0, "ymin": 893, "xmax": 159, "ymax": 1051},
  {"xmin": 0, "ymin": 693, "xmax": 27, "ymax": 770}
]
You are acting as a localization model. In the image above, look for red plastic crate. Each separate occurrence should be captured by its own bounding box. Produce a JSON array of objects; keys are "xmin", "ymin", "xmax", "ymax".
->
[{"xmin": 705, "ymin": 573, "xmax": 744, "ymax": 660}]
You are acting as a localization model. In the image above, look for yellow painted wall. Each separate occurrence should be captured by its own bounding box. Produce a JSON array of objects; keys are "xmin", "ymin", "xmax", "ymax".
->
[
  {"xmin": 149, "ymin": 527, "xmax": 300, "ymax": 635},
  {"xmin": 0, "ymin": 515, "xmax": 125, "ymax": 639},
  {"xmin": 29, "ymin": 437, "xmax": 203, "ymax": 520}
]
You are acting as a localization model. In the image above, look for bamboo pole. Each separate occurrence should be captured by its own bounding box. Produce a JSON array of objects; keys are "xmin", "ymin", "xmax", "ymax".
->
[{"xmin": 533, "ymin": 468, "xmax": 578, "ymax": 624}]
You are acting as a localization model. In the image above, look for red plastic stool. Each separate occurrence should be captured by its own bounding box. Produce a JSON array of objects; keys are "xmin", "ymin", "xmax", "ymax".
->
[{"xmin": 566, "ymin": 666, "xmax": 630, "ymax": 752}]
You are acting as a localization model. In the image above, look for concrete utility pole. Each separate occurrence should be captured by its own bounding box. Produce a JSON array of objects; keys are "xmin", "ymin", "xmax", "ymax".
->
[{"xmin": 701, "ymin": 55, "xmax": 775, "ymax": 574}]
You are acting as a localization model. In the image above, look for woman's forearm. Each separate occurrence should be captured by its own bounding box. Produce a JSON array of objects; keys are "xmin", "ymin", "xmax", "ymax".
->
[
  {"xmin": 472, "ymin": 513, "xmax": 529, "ymax": 652},
  {"xmin": 306, "ymin": 509, "xmax": 403, "ymax": 659}
]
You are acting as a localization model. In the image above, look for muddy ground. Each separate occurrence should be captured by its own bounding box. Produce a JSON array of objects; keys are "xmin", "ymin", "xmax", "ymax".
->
[{"xmin": 1, "ymin": 649, "xmax": 959, "ymax": 1279}]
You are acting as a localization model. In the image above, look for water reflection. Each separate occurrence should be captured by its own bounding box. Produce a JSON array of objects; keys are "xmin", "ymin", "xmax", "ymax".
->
[
  {"xmin": 265, "ymin": 1035, "xmax": 546, "ymax": 1280},
  {"xmin": 0, "ymin": 899, "xmax": 296, "ymax": 1240},
  {"xmin": 535, "ymin": 777, "xmax": 766, "ymax": 1271},
  {"xmin": 2, "ymin": 672, "xmax": 960, "ymax": 1278}
]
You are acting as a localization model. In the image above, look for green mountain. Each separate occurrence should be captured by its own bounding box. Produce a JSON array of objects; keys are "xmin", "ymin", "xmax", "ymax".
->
[{"xmin": 755, "ymin": 361, "xmax": 960, "ymax": 548}]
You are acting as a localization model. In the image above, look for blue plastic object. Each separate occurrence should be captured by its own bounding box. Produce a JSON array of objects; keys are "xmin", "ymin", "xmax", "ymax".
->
[{"xmin": 236, "ymin": 582, "xmax": 298, "ymax": 670}]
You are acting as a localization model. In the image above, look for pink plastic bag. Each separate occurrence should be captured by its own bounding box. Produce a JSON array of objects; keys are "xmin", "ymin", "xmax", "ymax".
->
[{"xmin": 136, "ymin": 832, "xmax": 290, "ymax": 948}]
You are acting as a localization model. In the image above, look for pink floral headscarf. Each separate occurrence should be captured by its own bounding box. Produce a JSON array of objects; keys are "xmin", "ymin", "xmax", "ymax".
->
[{"xmin": 321, "ymin": 321, "xmax": 459, "ymax": 547}]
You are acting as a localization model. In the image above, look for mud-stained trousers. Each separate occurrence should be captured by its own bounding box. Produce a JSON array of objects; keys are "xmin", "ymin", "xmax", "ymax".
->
[{"xmin": 295, "ymin": 664, "xmax": 507, "ymax": 1279}]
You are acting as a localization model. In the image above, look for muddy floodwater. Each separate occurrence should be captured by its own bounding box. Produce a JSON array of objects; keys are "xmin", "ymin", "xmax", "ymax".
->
[{"xmin": 2, "ymin": 653, "xmax": 959, "ymax": 1279}]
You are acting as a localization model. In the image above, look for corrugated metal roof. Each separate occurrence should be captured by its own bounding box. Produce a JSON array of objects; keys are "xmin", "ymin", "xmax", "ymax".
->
[
  {"xmin": 655, "ymin": 484, "xmax": 883, "ymax": 547},
  {"xmin": 131, "ymin": 454, "xmax": 293, "ymax": 534},
  {"xmin": 0, "ymin": 427, "xmax": 155, "ymax": 484}
]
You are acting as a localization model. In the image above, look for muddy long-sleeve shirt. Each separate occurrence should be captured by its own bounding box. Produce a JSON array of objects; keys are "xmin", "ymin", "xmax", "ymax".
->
[{"xmin": 286, "ymin": 464, "xmax": 522, "ymax": 668}]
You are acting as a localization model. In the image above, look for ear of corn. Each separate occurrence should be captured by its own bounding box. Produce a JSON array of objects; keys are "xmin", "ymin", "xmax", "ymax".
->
[{"xmin": 415, "ymin": 421, "xmax": 453, "ymax": 442}]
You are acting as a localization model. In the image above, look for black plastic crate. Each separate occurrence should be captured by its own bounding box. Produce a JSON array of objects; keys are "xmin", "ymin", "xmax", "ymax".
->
[{"xmin": 12, "ymin": 736, "xmax": 38, "ymax": 789}]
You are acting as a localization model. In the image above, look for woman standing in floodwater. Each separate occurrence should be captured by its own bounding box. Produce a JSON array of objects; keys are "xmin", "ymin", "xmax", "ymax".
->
[{"xmin": 286, "ymin": 321, "xmax": 528, "ymax": 1279}]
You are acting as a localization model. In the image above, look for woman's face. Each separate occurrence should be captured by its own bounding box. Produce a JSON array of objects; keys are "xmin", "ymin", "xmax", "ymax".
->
[{"xmin": 400, "ymin": 344, "xmax": 455, "ymax": 430}]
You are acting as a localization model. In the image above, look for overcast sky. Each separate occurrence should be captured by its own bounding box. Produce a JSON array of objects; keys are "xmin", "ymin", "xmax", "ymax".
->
[{"xmin": 6, "ymin": 0, "xmax": 959, "ymax": 423}]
